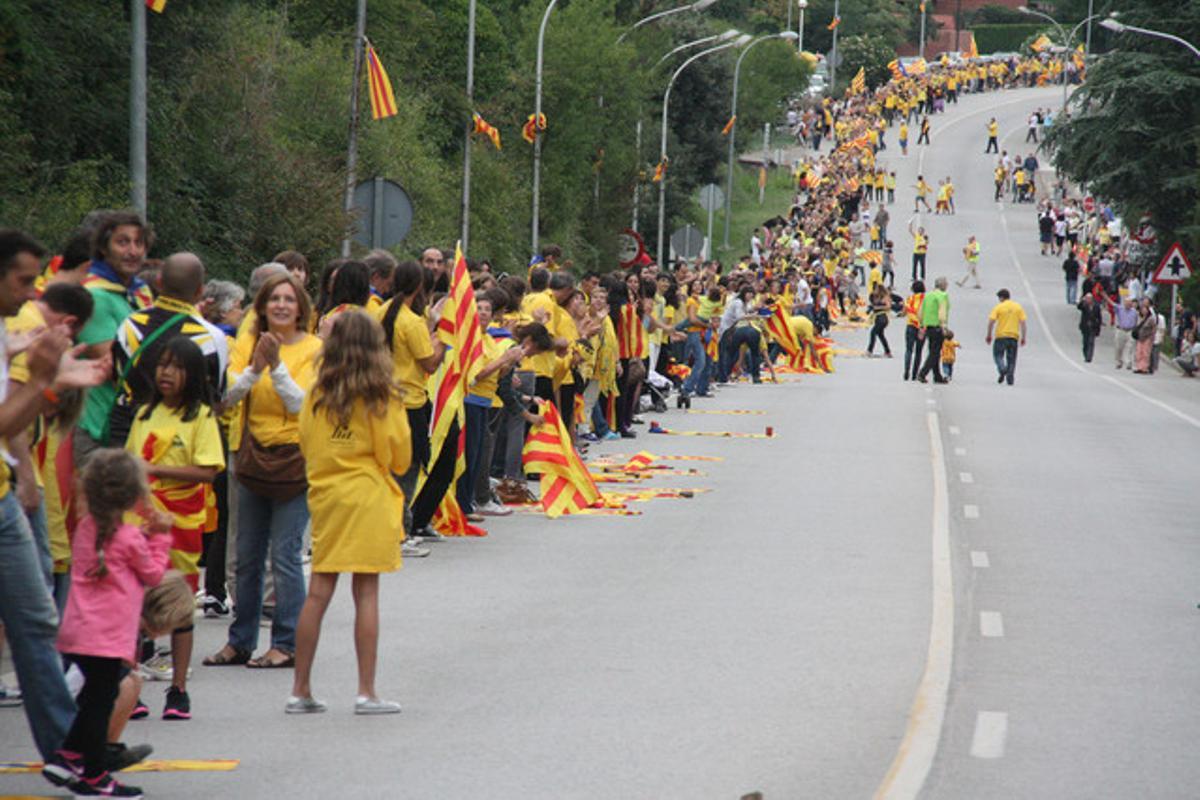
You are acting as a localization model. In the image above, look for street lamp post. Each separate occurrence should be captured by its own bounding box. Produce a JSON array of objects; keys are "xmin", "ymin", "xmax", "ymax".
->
[
  {"xmin": 797, "ymin": 0, "xmax": 807, "ymax": 54},
  {"xmin": 530, "ymin": 0, "xmax": 558, "ymax": 257},
  {"xmin": 461, "ymin": 0, "xmax": 477, "ymax": 253},
  {"xmin": 1100, "ymin": 17, "xmax": 1200, "ymax": 59},
  {"xmin": 830, "ymin": 0, "xmax": 841, "ymax": 93},
  {"xmin": 657, "ymin": 35, "xmax": 753, "ymax": 267},
  {"xmin": 655, "ymin": 29, "xmax": 742, "ymax": 67},
  {"xmin": 1018, "ymin": 6, "xmax": 1109, "ymax": 111},
  {"xmin": 616, "ymin": 0, "xmax": 719, "ymax": 44},
  {"xmin": 919, "ymin": 0, "xmax": 926, "ymax": 61},
  {"xmin": 722, "ymin": 31, "xmax": 800, "ymax": 249}
]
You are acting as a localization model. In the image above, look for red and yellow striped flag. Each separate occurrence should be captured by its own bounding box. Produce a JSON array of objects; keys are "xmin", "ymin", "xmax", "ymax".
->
[
  {"xmin": 522, "ymin": 112, "xmax": 547, "ymax": 144},
  {"xmin": 850, "ymin": 67, "xmax": 866, "ymax": 95},
  {"xmin": 764, "ymin": 304, "xmax": 806, "ymax": 372},
  {"xmin": 365, "ymin": 40, "xmax": 398, "ymax": 120},
  {"xmin": 721, "ymin": 115, "xmax": 737, "ymax": 136},
  {"xmin": 523, "ymin": 401, "xmax": 602, "ymax": 518},
  {"xmin": 146, "ymin": 0, "xmax": 167, "ymax": 12},
  {"xmin": 827, "ymin": 16, "xmax": 840, "ymax": 31},
  {"xmin": 652, "ymin": 157, "xmax": 668, "ymax": 183},
  {"xmin": 431, "ymin": 426, "xmax": 486, "ymax": 537},
  {"xmin": 622, "ymin": 452, "xmax": 656, "ymax": 472},
  {"xmin": 616, "ymin": 302, "xmax": 647, "ymax": 360},
  {"xmin": 472, "ymin": 113, "xmax": 502, "ymax": 149}
]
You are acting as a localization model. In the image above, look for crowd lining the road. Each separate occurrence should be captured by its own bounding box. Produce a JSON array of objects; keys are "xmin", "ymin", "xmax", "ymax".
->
[{"xmin": 2, "ymin": 46, "xmax": 1195, "ymax": 799}]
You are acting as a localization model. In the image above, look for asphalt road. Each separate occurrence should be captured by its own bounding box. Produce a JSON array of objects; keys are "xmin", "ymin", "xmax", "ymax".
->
[{"xmin": 2, "ymin": 85, "xmax": 1198, "ymax": 800}]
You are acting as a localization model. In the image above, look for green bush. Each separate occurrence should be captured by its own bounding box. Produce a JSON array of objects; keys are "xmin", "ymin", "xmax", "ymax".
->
[{"xmin": 972, "ymin": 24, "xmax": 1048, "ymax": 53}]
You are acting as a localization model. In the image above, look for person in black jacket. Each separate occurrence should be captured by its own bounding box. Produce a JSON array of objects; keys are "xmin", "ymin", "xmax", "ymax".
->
[
  {"xmin": 1062, "ymin": 251, "xmax": 1081, "ymax": 305},
  {"xmin": 1077, "ymin": 294, "xmax": 1103, "ymax": 363}
]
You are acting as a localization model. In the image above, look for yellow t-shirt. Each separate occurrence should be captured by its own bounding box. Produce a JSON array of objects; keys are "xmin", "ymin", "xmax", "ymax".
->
[
  {"xmin": 941, "ymin": 339, "xmax": 960, "ymax": 363},
  {"xmin": 386, "ymin": 303, "xmax": 435, "ymax": 409},
  {"xmin": 521, "ymin": 290, "xmax": 559, "ymax": 378},
  {"xmin": 472, "ymin": 333, "xmax": 513, "ymax": 403},
  {"xmin": 6, "ymin": 300, "xmax": 47, "ymax": 385},
  {"xmin": 299, "ymin": 395, "xmax": 410, "ymax": 570},
  {"xmin": 788, "ymin": 315, "xmax": 815, "ymax": 343},
  {"xmin": 989, "ymin": 300, "xmax": 1027, "ymax": 339},
  {"xmin": 35, "ymin": 426, "xmax": 70, "ymax": 569},
  {"xmin": 126, "ymin": 403, "xmax": 226, "ymax": 531},
  {"xmin": 229, "ymin": 333, "xmax": 322, "ymax": 445},
  {"xmin": 914, "ymin": 233, "xmax": 928, "ymax": 254}
]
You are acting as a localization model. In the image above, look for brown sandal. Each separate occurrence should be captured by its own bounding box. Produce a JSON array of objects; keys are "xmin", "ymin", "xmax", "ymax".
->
[
  {"xmin": 246, "ymin": 650, "xmax": 294, "ymax": 669},
  {"xmin": 202, "ymin": 646, "xmax": 251, "ymax": 666}
]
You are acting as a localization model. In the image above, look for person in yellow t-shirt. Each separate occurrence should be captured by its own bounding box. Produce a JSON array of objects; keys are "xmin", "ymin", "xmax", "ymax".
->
[
  {"xmin": 291, "ymin": 310, "xmax": 411, "ymax": 715},
  {"xmin": 986, "ymin": 289, "xmax": 1028, "ymax": 386},
  {"xmin": 940, "ymin": 328, "xmax": 961, "ymax": 380},
  {"xmin": 986, "ymin": 118, "xmax": 999, "ymax": 153},
  {"xmin": 914, "ymin": 175, "xmax": 933, "ymax": 212},
  {"xmin": 206, "ymin": 271, "xmax": 319, "ymax": 670},
  {"xmin": 126, "ymin": 337, "xmax": 226, "ymax": 718}
]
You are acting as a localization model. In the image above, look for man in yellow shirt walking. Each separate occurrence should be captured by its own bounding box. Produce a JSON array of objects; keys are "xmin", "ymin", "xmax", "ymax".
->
[{"xmin": 986, "ymin": 288, "xmax": 1028, "ymax": 385}]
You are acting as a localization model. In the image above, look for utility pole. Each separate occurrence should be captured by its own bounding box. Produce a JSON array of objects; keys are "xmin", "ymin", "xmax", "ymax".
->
[
  {"xmin": 919, "ymin": 1, "xmax": 927, "ymax": 61},
  {"xmin": 341, "ymin": 0, "xmax": 368, "ymax": 257},
  {"xmin": 130, "ymin": 0, "xmax": 147, "ymax": 216},
  {"xmin": 830, "ymin": 0, "xmax": 840, "ymax": 92},
  {"xmin": 460, "ymin": 0, "xmax": 477, "ymax": 253}
]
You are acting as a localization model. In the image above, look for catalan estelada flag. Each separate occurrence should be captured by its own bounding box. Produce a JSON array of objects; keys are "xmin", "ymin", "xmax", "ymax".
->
[
  {"xmin": 472, "ymin": 113, "xmax": 502, "ymax": 149},
  {"xmin": 364, "ymin": 40, "xmax": 398, "ymax": 120},
  {"xmin": 888, "ymin": 59, "xmax": 907, "ymax": 80},
  {"xmin": 146, "ymin": 0, "xmax": 167, "ymax": 12},
  {"xmin": 522, "ymin": 112, "xmax": 547, "ymax": 144},
  {"xmin": 721, "ymin": 115, "xmax": 737, "ymax": 136},
  {"xmin": 522, "ymin": 400, "xmax": 602, "ymax": 518}
]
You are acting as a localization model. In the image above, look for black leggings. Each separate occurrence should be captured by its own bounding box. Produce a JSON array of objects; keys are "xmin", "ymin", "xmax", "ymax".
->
[
  {"xmin": 904, "ymin": 325, "xmax": 925, "ymax": 379},
  {"xmin": 868, "ymin": 317, "xmax": 891, "ymax": 355},
  {"xmin": 615, "ymin": 359, "xmax": 643, "ymax": 432},
  {"xmin": 411, "ymin": 418, "xmax": 461, "ymax": 530},
  {"xmin": 62, "ymin": 654, "xmax": 122, "ymax": 778}
]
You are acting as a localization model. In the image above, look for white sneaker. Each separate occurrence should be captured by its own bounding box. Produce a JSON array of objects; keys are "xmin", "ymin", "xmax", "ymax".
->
[
  {"xmin": 401, "ymin": 540, "xmax": 431, "ymax": 558},
  {"xmin": 139, "ymin": 653, "xmax": 175, "ymax": 682},
  {"xmin": 355, "ymin": 696, "xmax": 401, "ymax": 715},
  {"xmin": 285, "ymin": 695, "xmax": 327, "ymax": 714},
  {"xmin": 477, "ymin": 500, "xmax": 512, "ymax": 517},
  {"xmin": 0, "ymin": 680, "xmax": 22, "ymax": 707}
]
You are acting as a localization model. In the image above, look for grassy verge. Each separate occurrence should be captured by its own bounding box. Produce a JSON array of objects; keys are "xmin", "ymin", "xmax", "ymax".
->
[{"xmin": 681, "ymin": 163, "xmax": 796, "ymax": 263}]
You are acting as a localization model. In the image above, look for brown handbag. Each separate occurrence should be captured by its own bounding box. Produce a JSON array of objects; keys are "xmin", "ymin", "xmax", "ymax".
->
[{"xmin": 233, "ymin": 391, "xmax": 307, "ymax": 501}]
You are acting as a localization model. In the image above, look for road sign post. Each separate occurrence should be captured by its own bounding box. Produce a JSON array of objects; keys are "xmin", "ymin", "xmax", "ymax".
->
[
  {"xmin": 1151, "ymin": 242, "xmax": 1193, "ymax": 343},
  {"xmin": 697, "ymin": 183, "xmax": 725, "ymax": 260}
]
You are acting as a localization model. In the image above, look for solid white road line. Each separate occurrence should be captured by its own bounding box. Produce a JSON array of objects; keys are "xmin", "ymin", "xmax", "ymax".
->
[
  {"xmin": 980, "ymin": 611, "xmax": 1005, "ymax": 638},
  {"xmin": 873, "ymin": 412, "xmax": 954, "ymax": 800},
  {"xmin": 964, "ymin": 504, "xmax": 980, "ymax": 519},
  {"xmin": 959, "ymin": 472, "xmax": 974, "ymax": 484},
  {"xmin": 970, "ymin": 550, "xmax": 990, "ymax": 568},
  {"xmin": 970, "ymin": 711, "xmax": 1009, "ymax": 759}
]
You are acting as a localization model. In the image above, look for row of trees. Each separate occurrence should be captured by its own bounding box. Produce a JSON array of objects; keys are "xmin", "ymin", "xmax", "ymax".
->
[{"xmin": 0, "ymin": 0, "xmax": 810, "ymax": 279}]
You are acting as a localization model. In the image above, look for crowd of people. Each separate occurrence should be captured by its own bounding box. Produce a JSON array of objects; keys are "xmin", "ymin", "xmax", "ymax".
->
[{"xmin": 1, "ymin": 45, "xmax": 1194, "ymax": 799}]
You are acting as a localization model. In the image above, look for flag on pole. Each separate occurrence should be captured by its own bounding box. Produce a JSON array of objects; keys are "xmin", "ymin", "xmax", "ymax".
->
[
  {"xmin": 522, "ymin": 400, "xmax": 602, "ymax": 518},
  {"xmin": 1030, "ymin": 34, "xmax": 1052, "ymax": 52},
  {"xmin": 888, "ymin": 59, "xmax": 907, "ymax": 80},
  {"xmin": 522, "ymin": 112, "xmax": 547, "ymax": 144},
  {"xmin": 1072, "ymin": 43, "xmax": 1085, "ymax": 70},
  {"xmin": 827, "ymin": 16, "xmax": 840, "ymax": 31},
  {"xmin": 364, "ymin": 40, "xmax": 399, "ymax": 120},
  {"xmin": 146, "ymin": 0, "xmax": 167, "ymax": 12},
  {"xmin": 721, "ymin": 115, "xmax": 737, "ymax": 136},
  {"xmin": 412, "ymin": 243, "xmax": 487, "ymax": 533},
  {"xmin": 965, "ymin": 32, "xmax": 979, "ymax": 59},
  {"xmin": 850, "ymin": 67, "xmax": 866, "ymax": 95},
  {"xmin": 652, "ymin": 157, "xmax": 668, "ymax": 183},
  {"xmin": 472, "ymin": 113, "xmax": 502, "ymax": 149},
  {"xmin": 908, "ymin": 57, "xmax": 927, "ymax": 75}
]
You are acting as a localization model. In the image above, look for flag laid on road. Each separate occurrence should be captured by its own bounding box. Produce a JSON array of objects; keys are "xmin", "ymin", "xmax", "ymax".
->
[
  {"xmin": 764, "ymin": 305, "xmax": 805, "ymax": 372},
  {"xmin": 472, "ymin": 113, "xmax": 502, "ymax": 149},
  {"xmin": 365, "ymin": 40, "xmax": 398, "ymax": 120},
  {"xmin": 523, "ymin": 400, "xmax": 602, "ymax": 518}
]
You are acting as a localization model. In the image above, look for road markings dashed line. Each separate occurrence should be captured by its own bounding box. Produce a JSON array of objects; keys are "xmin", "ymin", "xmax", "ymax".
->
[
  {"xmin": 970, "ymin": 551, "xmax": 990, "ymax": 568},
  {"xmin": 948, "ymin": 426, "xmax": 961, "ymax": 436},
  {"xmin": 959, "ymin": 472, "xmax": 974, "ymax": 484},
  {"xmin": 970, "ymin": 712, "xmax": 1009, "ymax": 759},
  {"xmin": 980, "ymin": 611, "xmax": 1004, "ymax": 638},
  {"xmin": 954, "ymin": 447, "xmax": 966, "ymax": 456},
  {"xmin": 964, "ymin": 504, "xmax": 980, "ymax": 519}
]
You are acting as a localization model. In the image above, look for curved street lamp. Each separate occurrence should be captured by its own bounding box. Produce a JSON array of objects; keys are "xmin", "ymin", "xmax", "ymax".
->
[
  {"xmin": 656, "ymin": 33, "xmax": 754, "ymax": 266},
  {"xmin": 655, "ymin": 29, "xmax": 743, "ymax": 68},
  {"xmin": 721, "ymin": 31, "xmax": 799, "ymax": 249},
  {"xmin": 530, "ymin": 0, "xmax": 558, "ymax": 255},
  {"xmin": 1018, "ymin": 6, "xmax": 1109, "ymax": 110},
  {"xmin": 1100, "ymin": 16, "xmax": 1200, "ymax": 59},
  {"xmin": 617, "ymin": 0, "xmax": 719, "ymax": 44}
]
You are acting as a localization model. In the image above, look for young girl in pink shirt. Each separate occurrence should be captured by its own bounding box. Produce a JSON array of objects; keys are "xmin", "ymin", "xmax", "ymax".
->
[{"xmin": 44, "ymin": 449, "xmax": 180, "ymax": 798}]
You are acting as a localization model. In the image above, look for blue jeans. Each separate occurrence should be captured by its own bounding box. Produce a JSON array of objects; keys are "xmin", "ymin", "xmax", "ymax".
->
[
  {"xmin": 591, "ymin": 395, "xmax": 611, "ymax": 437},
  {"xmin": 681, "ymin": 331, "xmax": 707, "ymax": 396},
  {"xmin": 1065, "ymin": 279, "xmax": 1078, "ymax": 305},
  {"xmin": 458, "ymin": 401, "xmax": 489, "ymax": 514},
  {"xmin": 228, "ymin": 486, "xmax": 308, "ymax": 654},
  {"xmin": 993, "ymin": 337, "xmax": 1019, "ymax": 384},
  {"xmin": 729, "ymin": 327, "xmax": 763, "ymax": 381},
  {"xmin": 0, "ymin": 492, "xmax": 76, "ymax": 759},
  {"xmin": 27, "ymin": 494, "xmax": 52, "ymax": 589}
]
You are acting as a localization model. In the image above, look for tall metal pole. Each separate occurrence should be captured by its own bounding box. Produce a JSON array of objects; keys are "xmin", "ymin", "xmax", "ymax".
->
[
  {"xmin": 918, "ymin": 0, "xmax": 926, "ymax": 61},
  {"xmin": 531, "ymin": 0, "xmax": 559, "ymax": 258},
  {"xmin": 1085, "ymin": 0, "xmax": 1094, "ymax": 56},
  {"xmin": 830, "ymin": 0, "xmax": 841, "ymax": 92},
  {"xmin": 460, "ymin": 0, "xmax": 477, "ymax": 253},
  {"xmin": 759, "ymin": 123, "xmax": 770, "ymax": 206},
  {"xmin": 658, "ymin": 38, "xmax": 747, "ymax": 267},
  {"xmin": 632, "ymin": 117, "xmax": 642, "ymax": 232},
  {"xmin": 786, "ymin": 2, "xmax": 792, "ymax": 35},
  {"xmin": 798, "ymin": 2, "xmax": 806, "ymax": 53},
  {"xmin": 130, "ymin": 0, "xmax": 147, "ymax": 216},
  {"xmin": 341, "ymin": 0, "xmax": 368, "ymax": 257}
]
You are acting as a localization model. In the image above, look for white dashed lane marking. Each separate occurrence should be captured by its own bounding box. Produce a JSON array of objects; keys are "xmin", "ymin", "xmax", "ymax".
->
[
  {"xmin": 954, "ymin": 447, "xmax": 966, "ymax": 457},
  {"xmin": 970, "ymin": 551, "xmax": 990, "ymax": 568},
  {"xmin": 970, "ymin": 712, "xmax": 1009, "ymax": 759},
  {"xmin": 980, "ymin": 611, "xmax": 1005, "ymax": 638},
  {"xmin": 959, "ymin": 472, "xmax": 974, "ymax": 484},
  {"xmin": 948, "ymin": 426, "xmax": 961, "ymax": 435},
  {"xmin": 964, "ymin": 505, "xmax": 980, "ymax": 519}
]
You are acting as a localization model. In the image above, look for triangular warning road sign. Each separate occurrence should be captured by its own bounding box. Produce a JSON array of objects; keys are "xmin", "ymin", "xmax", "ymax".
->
[{"xmin": 1151, "ymin": 242, "xmax": 1192, "ymax": 285}]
